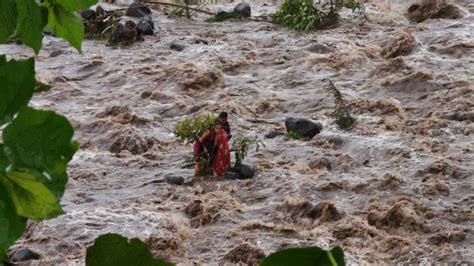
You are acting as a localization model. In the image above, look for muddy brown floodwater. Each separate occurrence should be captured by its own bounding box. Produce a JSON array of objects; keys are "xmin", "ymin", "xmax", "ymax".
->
[{"xmin": 1, "ymin": 0, "xmax": 473, "ymax": 265}]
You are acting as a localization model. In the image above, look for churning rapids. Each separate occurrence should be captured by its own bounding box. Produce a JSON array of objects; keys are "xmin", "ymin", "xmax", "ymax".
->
[{"xmin": 1, "ymin": 0, "xmax": 473, "ymax": 264}]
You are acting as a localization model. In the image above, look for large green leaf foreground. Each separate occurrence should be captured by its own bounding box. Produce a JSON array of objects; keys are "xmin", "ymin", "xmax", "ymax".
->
[
  {"xmin": 85, "ymin": 233, "xmax": 344, "ymax": 266},
  {"xmin": 0, "ymin": 0, "xmax": 98, "ymax": 52},
  {"xmin": 261, "ymin": 246, "xmax": 345, "ymax": 266},
  {"xmin": 86, "ymin": 234, "xmax": 172, "ymax": 266},
  {"xmin": 0, "ymin": 107, "xmax": 78, "ymax": 261}
]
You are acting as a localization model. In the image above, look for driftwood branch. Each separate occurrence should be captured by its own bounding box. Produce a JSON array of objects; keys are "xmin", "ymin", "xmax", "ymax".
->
[{"xmin": 139, "ymin": 1, "xmax": 216, "ymax": 16}]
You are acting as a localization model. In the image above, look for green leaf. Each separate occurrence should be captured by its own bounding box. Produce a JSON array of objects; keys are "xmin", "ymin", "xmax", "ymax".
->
[
  {"xmin": 1, "ymin": 171, "xmax": 62, "ymax": 221},
  {"xmin": 0, "ymin": 0, "xmax": 17, "ymax": 43},
  {"xmin": 261, "ymin": 246, "xmax": 345, "ymax": 266},
  {"xmin": 0, "ymin": 180, "xmax": 27, "ymax": 262},
  {"xmin": 86, "ymin": 234, "xmax": 172, "ymax": 266},
  {"xmin": 56, "ymin": 0, "xmax": 98, "ymax": 12},
  {"xmin": 3, "ymin": 107, "xmax": 78, "ymax": 198},
  {"xmin": 15, "ymin": 0, "xmax": 48, "ymax": 53},
  {"xmin": 45, "ymin": 2, "xmax": 84, "ymax": 52},
  {"xmin": 0, "ymin": 56, "xmax": 35, "ymax": 125}
]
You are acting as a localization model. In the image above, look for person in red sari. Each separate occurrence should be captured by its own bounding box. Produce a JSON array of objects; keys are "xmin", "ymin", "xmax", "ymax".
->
[
  {"xmin": 212, "ymin": 123, "xmax": 231, "ymax": 176},
  {"xmin": 194, "ymin": 124, "xmax": 230, "ymax": 177}
]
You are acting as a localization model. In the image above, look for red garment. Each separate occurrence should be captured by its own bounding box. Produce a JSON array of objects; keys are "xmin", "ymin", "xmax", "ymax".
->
[{"xmin": 212, "ymin": 129, "xmax": 231, "ymax": 176}]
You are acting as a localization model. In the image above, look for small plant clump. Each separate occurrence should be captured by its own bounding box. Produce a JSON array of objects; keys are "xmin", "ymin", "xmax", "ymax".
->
[
  {"xmin": 232, "ymin": 136, "xmax": 265, "ymax": 167},
  {"xmin": 272, "ymin": 0, "xmax": 361, "ymax": 31},
  {"xmin": 287, "ymin": 130, "xmax": 304, "ymax": 140},
  {"xmin": 174, "ymin": 113, "xmax": 217, "ymax": 144},
  {"xmin": 324, "ymin": 80, "xmax": 356, "ymax": 129}
]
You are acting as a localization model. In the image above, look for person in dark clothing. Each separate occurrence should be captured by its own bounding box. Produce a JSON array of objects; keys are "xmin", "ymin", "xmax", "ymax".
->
[{"xmin": 218, "ymin": 112, "xmax": 232, "ymax": 140}]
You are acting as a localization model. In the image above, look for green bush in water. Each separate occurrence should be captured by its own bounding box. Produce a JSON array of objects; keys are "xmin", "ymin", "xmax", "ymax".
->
[
  {"xmin": 272, "ymin": 0, "xmax": 337, "ymax": 31},
  {"xmin": 273, "ymin": 0, "xmax": 362, "ymax": 31},
  {"xmin": 174, "ymin": 113, "xmax": 217, "ymax": 144}
]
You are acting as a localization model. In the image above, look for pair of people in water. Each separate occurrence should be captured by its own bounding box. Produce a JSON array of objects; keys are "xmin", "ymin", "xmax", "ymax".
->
[{"xmin": 194, "ymin": 112, "xmax": 232, "ymax": 177}]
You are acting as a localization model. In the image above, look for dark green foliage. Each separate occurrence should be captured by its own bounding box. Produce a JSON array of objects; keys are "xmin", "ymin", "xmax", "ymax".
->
[
  {"xmin": 287, "ymin": 131, "xmax": 303, "ymax": 140},
  {"xmin": 0, "ymin": 0, "xmax": 17, "ymax": 43},
  {"xmin": 15, "ymin": 0, "xmax": 48, "ymax": 53},
  {"xmin": 261, "ymin": 246, "xmax": 345, "ymax": 266},
  {"xmin": 85, "ymin": 233, "xmax": 172, "ymax": 266},
  {"xmin": 45, "ymin": 2, "xmax": 85, "ymax": 52},
  {"xmin": 0, "ymin": 184, "xmax": 27, "ymax": 262},
  {"xmin": 272, "ymin": 0, "xmax": 338, "ymax": 31},
  {"xmin": 273, "ymin": 0, "xmax": 361, "ymax": 31},
  {"xmin": 231, "ymin": 136, "xmax": 264, "ymax": 167},
  {"xmin": 174, "ymin": 114, "xmax": 217, "ymax": 144},
  {"xmin": 0, "ymin": 56, "xmax": 35, "ymax": 125},
  {"xmin": 324, "ymin": 80, "xmax": 356, "ymax": 129}
]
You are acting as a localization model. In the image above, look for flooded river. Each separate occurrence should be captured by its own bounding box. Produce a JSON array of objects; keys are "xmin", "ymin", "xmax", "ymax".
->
[{"xmin": 1, "ymin": 0, "xmax": 473, "ymax": 264}]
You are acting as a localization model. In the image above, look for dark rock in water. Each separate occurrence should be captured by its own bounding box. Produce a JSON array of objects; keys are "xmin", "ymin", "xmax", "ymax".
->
[
  {"xmin": 10, "ymin": 248, "xmax": 41, "ymax": 262},
  {"xmin": 381, "ymin": 33, "xmax": 416, "ymax": 58},
  {"xmin": 170, "ymin": 42, "xmax": 185, "ymax": 51},
  {"xmin": 234, "ymin": 2, "xmax": 251, "ymax": 17},
  {"xmin": 306, "ymin": 43, "xmax": 335, "ymax": 54},
  {"xmin": 166, "ymin": 175, "xmax": 185, "ymax": 185},
  {"xmin": 126, "ymin": 2, "xmax": 152, "ymax": 18},
  {"xmin": 226, "ymin": 164, "xmax": 256, "ymax": 180},
  {"xmin": 235, "ymin": 164, "xmax": 256, "ymax": 179},
  {"xmin": 80, "ymin": 9, "xmax": 96, "ymax": 21},
  {"xmin": 264, "ymin": 131, "xmax": 286, "ymax": 139},
  {"xmin": 108, "ymin": 21, "xmax": 142, "ymax": 45},
  {"xmin": 285, "ymin": 117, "xmax": 322, "ymax": 139},
  {"xmin": 137, "ymin": 19, "xmax": 154, "ymax": 35},
  {"xmin": 407, "ymin": 3, "xmax": 463, "ymax": 23},
  {"xmin": 431, "ymin": 5, "xmax": 463, "ymax": 20},
  {"xmin": 225, "ymin": 171, "xmax": 240, "ymax": 180}
]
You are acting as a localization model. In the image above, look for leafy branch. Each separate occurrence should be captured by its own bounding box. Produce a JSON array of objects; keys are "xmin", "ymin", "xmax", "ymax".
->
[
  {"xmin": 231, "ymin": 136, "xmax": 265, "ymax": 167},
  {"xmin": 323, "ymin": 79, "xmax": 356, "ymax": 129}
]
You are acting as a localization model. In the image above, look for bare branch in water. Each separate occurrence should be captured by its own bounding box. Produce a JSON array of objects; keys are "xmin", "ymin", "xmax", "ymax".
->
[{"xmin": 138, "ymin": 0, "xmax": 216, "ymax": 16}]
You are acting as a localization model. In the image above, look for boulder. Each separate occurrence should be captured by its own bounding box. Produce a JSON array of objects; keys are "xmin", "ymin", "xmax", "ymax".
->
[
  {"xmin": 285, "ymin": 117, "xmax": 322, "ymax": 139},
  {"xmin": 226, "ymin": 164, "xmax": 256, "ymax": 180},
  {"xmin": 126, "ymin": 2, "xmax": 152, "ymax": 18},
  {"xmin": 165, "ymin": 175, "xmax": 185, "ymax": 185},
  {"xmin": 407, "ymin": 3, "xmax": 463, "ymax": 23},
  {"xmin": 306, "ymin": 43, "xmax": 335, "ymax": 54},
  {"xmin": 431, "ymin": 5, "xmax": 463, "ymax": 20},
  {"xmin": 234, "ymin": 2, "xmax": 251, "ymax": 17},
  {"xmin": 10, "ymin": 248, "xmax": 41, "ymax": 262},
  {"xmin": 170, "ymin": 42, "xmax": 185, "ymax": 51},
  {"xmin": 80, "ymin": 9, "xmax": 96, "ymax": 21},
  {"xmin": 381, "ymin": 33, "xmax": 416, "ymax": 58},
  {"xmin": 264, "ymin": 131, "xmax": 286, "ymax": 139},
  {"xmin": 108, "ymin": 21, "xmax": 143, "ymax": 45},
  {"xmin": 137, "ymin": 19, "xmax": 154, "ymax": 35}
]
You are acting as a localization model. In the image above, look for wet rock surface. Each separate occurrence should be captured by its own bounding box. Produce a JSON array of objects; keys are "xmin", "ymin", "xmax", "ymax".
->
[
  {"xmin": 285, "ymin": 117, "xmax": 323, "ymax": 139},
  {"xmin": 137, "ymin": 19, "xmax": 154, "ymax": 36},
  {"xmin": 3, "ymin": 1, "xmax": 473, "ymax": 265},
  {"xmin": 126, "ymin": 2, "xmax": 152, "ymax": 18},
  {"xmin": 10, "ymin": 248, "xmax": 41, "ymax": 262},
  {"xmin": 234, "ymin": 2, "xmax": 251, "ymax": 17}
]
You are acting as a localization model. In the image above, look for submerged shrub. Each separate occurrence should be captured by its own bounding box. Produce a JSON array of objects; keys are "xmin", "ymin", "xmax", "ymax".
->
[{"xmin": 273, "ymin": 0, "xmax": 361, "ymax": 31}]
